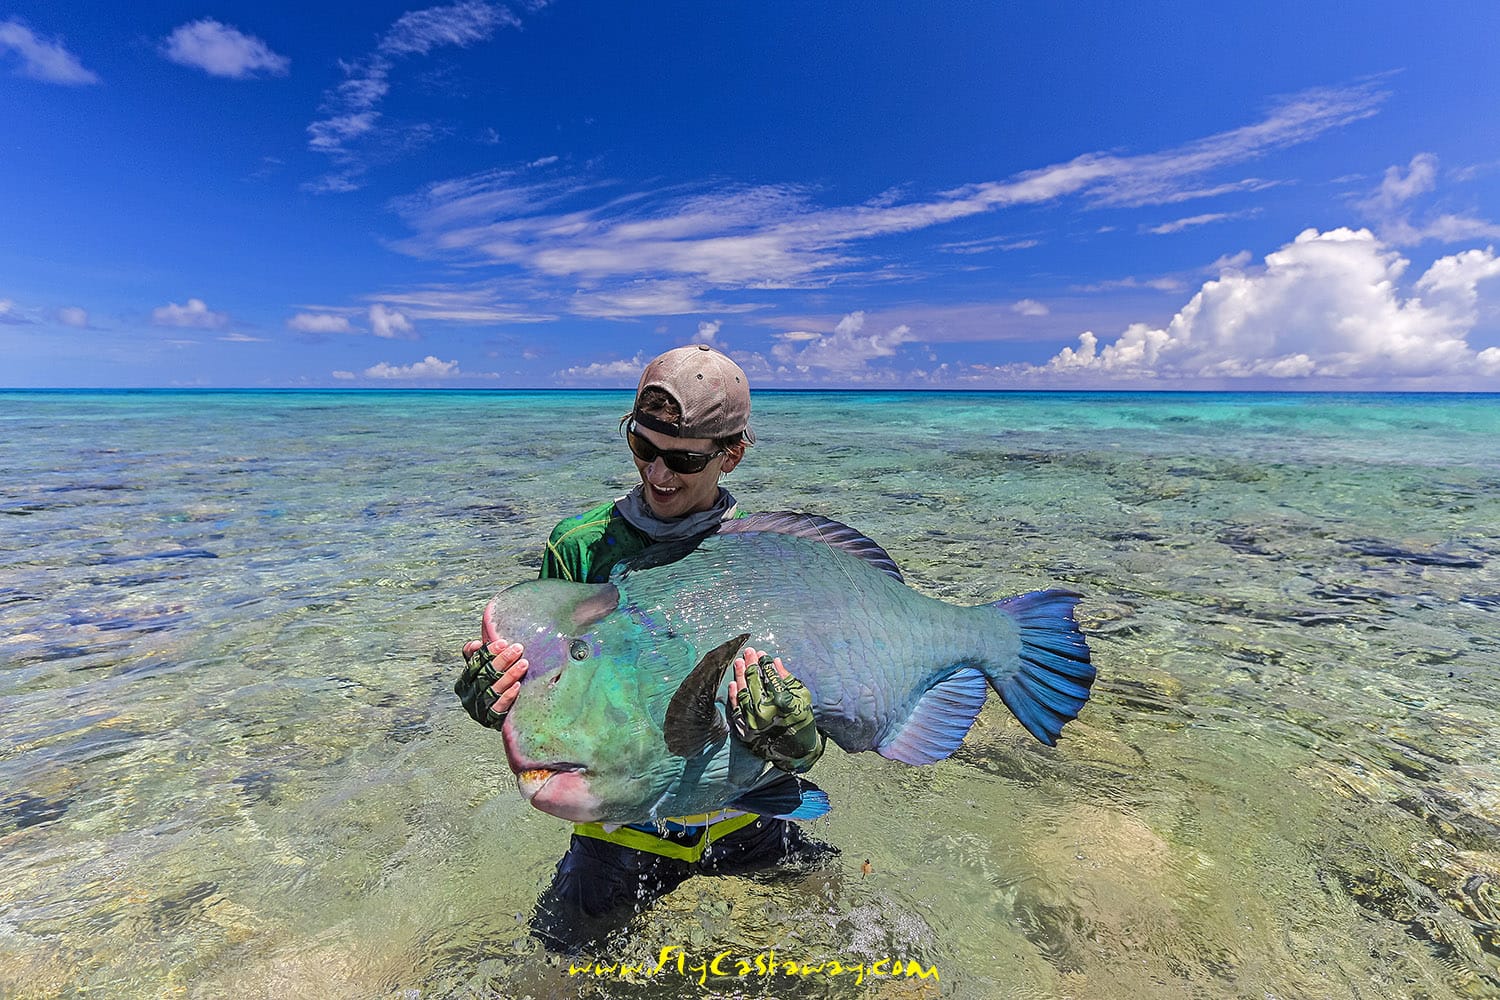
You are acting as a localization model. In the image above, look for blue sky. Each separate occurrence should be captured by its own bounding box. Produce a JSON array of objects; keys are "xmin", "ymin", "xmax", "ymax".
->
[{"xmin": 4, "ymin": 2, "xmax": 1500, "ymax": 389}]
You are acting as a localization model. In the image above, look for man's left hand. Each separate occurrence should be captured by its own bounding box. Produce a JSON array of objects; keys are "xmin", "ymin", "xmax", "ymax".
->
[{"xmin": 729, "ymin": 645, "xmax": 825, "ymax": 773}]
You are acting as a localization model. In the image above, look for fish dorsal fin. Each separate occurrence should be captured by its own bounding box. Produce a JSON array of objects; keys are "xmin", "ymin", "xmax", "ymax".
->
[
  {"xmin": 663, "ymin": 632, "xmax": 749, "ymax": 758},
  {"xmin": 877, "ymin": 666, "xmax": 989, "ymax": 765},
  {"xmin": 716, "ymin": 512, "xmax": 904, "ymax": 582}
]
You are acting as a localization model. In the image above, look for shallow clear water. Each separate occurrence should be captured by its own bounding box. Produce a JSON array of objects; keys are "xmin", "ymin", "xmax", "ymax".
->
[{"xmin": 2, "ymin": 389, "xmax": 1497, "ymax": 999}]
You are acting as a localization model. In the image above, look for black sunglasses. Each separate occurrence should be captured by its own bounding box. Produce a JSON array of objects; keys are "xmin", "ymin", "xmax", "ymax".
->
[{"xmin": 625, "ymin": 421, "xmax": 724, "ymax": 474}]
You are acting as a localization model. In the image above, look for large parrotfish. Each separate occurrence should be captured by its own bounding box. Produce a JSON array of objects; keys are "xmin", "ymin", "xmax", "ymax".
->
[{"xmin": 482, "ymin": 512, "xmax": 1095, "ymax": 825}]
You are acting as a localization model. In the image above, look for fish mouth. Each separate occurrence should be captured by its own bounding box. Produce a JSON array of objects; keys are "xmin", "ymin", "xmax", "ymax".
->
[
  {"xmin": 502, "ymin": 717, "xmax": 603, "ymax": 821},
  {"xmin": 515, "ymin": 763, "xmax": 584, "ymax": 799}
]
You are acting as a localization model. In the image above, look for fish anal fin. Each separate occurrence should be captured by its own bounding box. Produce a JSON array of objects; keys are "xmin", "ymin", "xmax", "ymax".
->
[
  {"xmin": 663, "ymin": 632, "xmax": 750, "ymax": 758},
  {"xmin": 877, "ymin": 666, "xmax": 988, "ymax": 765},
  {"xmin": 727, "ymin": 778, "xmax": 831, "ymax": 820}
]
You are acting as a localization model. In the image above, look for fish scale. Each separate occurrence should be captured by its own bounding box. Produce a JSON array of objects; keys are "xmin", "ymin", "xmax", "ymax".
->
[{"xmin": 486, "ymin": 512, "xmax": 1095, "ymax": 824}]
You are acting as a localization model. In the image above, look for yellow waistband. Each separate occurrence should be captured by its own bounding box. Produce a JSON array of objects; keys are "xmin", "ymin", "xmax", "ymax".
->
[{"xmin": 573, "ymin": 812, "xmax": 760, "ymax": 862}]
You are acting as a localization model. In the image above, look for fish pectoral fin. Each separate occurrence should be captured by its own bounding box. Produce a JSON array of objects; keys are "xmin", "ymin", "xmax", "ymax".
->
[
  {"xmin": 664, "ymin": 632, "xmax": 750, "ymax": 758},
  {"xmin": 727, "ymin": 776, "xmax": 831, "ymax": 820},
  {"xmin": 877, "ymin": 666, "xmax": 989, "ymax": 765}
]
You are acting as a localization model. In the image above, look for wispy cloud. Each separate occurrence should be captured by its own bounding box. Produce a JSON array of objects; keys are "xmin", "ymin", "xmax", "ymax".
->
[
  {"xmin": 365, "ymin": 283, "xmax": 555, "ymax": 323},
  {"xmin": 1011, "ymin": 298, "xmax": 1049, "ymax": 316},
  {"xmin": 392, "ymin": 81, "xmax": 1389, "ymax": 317},
  {"xmin": 306, "ymin": 1, "xmax": 531, "ymax": 193},
  {"xmin": 0, "ymin": 298, "xmax": 31, "ymax": 324},
  {"xmin": 1358, "ymin": 153, "xmax": 1500, "ymax": 245},
  {"xmin": 0, "ymin": 18, "xmax": 98, "ymax": 85},
  {"xmin": 152, "ymin": 298, "xmax": 229, "ymax": 329},
  {"xmin": 1147, "ymin": 208, "xmax": 1262, "ymax": 234},
  {"xmin": 57, "ymin": 306, "xmax": 89, "ymax": 328},
  {"xmin": 161, "ymin": 19, "xmax": 289, "ymax": 79}
]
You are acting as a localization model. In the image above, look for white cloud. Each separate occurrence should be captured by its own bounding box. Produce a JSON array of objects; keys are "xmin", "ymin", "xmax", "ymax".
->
[
  {"xmin": 1359, "ymin": 153, "xmax": 1500, "ymax": 246},
  {"xmin": 393, "ymin": 81, "xmax": 1386, "ymax": 316},
  {"xmin": 1012, "ymin": 299, "xmax": 1049, "ymax": 317},
  {"xmin": 556, "ymin": 353, "xmax": 652, "ymax": 381},
  {"xmin": 152, "ymin": 298, "xmax": 229, "ymax": 329},
  {"xmin": 161, "ymin": 19, "xmax": 289, "ymax": 79},
  {"xmin": 1359, "ymin": 153, "xmax": 1438, "ymax": 218},
  {"xmin": 368, "ymin": 303, "xmax": 416, "ymax": 339},
  {"xmin": 1041, "ymin": 228, "xmax": 1500, "ymax": 381},
  {"xmin": 332, "ymin": 370, "xmax": 357, "ymax": 380},
  {"xmin": 364, "ymin": 283, "xmax": 555, "ymax": 323},
  {"xmin": 0, "ymin": 299, "xmax": 28, "ymax": 324},
  {"xmin": 219, "ymin": 332, "xmax": 268, "ymax": 343},
  {"xmin": 306, "ymin": 1, "xmax": 526, "ymax": 191},
  {"xmin": 0, "ymin": 19, "xmax": 99, "ymax": 85},
  {"xmin": 1147, "ymin": 209, "xmax": 1260, "ymax": 235},
  {"xmin": 696, "ymin": 320, "xmax": 722, "ymax": 343},
  {"xmin": 57, "ymin": 306, "xmax": 88, "ymax": 328},
  {"xmin": 288, "ymin": 312, "xmax": 355, "ymax": 334},
  {"xmin": 770, "ymin": 310, "xmax": 919, "ymax": 374},
  {"xmin": 362, "ymin": 355, "xmax": 461, "ymax": 379}
]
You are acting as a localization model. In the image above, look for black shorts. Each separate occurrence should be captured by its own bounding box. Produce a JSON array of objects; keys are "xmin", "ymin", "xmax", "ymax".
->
[{"xmin": 530, "ymin": 816, "xmax": 837, "ymax": 952}]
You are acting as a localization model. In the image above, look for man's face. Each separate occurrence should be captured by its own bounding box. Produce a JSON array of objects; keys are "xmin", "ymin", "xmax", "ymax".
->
[{"xmin": 629, "ymin": 422, "xmax": 738, "ymax": 518}]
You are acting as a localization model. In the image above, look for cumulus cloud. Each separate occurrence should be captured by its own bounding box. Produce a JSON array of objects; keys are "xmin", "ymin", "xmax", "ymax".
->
[
  {"xmin": 152, "ymin": 298, "xmax": 229, "ymax": 329},
  {"xmin": 0, "ymin": 19, "xmax": 98, "ymax": 85},
  {"xmin": 771, "ymin": 310, "xmax": 919, "ymax": 374},
  {"xmin": 287, "ymin": 312, "xmax": 355, "ymax": 334},
  {"xmin": 696, "ymin": 319, "xmax": 722, "ymax": 343},
  {"xmin": 57, "ymin": 306, "xmax": 89, "ymax": 328},
  {"xmin": 161, "ymin": 19, "xmax": 289, "ymax": 79},
  {"xmin": 555, "ymin": 353, "xmax": 652, "ymax": 381},
  {"xmin": 368, "ymin": 303, "xmax": 416, "ymax": 339},
  {"xmin": 361, "ymin": 355, "xmax": 461, "ymax": 378},
  {"xmin": 1012, "ymin": 299, "xmax": 1049, "ymax": 317},
  {"xmin": 1043, "ymin": 228, "xmax": 1500, "ymax": 381},
  {"xmin": 306, "ymin": 1, "xmax": 528, "ymax": 192}
]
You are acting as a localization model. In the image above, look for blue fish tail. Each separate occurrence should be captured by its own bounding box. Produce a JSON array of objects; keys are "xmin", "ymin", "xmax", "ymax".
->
[{"xmin": 988, "ymin": 589, "xmax": 1095, "ymax": 746}]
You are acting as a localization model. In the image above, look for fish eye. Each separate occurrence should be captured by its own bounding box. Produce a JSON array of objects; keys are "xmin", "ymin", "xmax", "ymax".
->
[{"xmin": 569, "ymin": 639, "xmax": 591, "ymax": 661}]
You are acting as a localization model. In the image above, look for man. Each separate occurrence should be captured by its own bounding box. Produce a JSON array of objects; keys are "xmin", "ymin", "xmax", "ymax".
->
[{"xmin": 455, "ymin": 344, "xmax": 832, "ymax": 950}]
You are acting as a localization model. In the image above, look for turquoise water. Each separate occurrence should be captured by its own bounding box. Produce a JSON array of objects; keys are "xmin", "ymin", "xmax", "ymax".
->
[{"xmin": 2, "ymin": 389, "xmax": 1498, "ymax": 999}]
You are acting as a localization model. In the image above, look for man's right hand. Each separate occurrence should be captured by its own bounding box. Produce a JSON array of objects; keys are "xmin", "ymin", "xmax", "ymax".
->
[{"xmin": 455, "ymin": 638, "xmax": 528, "ymax": 730}]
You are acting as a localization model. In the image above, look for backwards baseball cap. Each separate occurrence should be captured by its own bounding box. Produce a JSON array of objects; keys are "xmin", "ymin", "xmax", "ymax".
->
[{"xmin": 631, "ymin": 344, "xmax": 755, "ymax": 444}]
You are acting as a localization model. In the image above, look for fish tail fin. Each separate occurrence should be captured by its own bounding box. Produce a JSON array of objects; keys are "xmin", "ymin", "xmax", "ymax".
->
[{"xmin": 987, "ymin": 589, "xmax": 1094, "ymax": 746}]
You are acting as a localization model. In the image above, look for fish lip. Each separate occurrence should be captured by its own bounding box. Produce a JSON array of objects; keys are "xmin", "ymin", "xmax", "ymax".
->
[{"xmin": 501, "ymin": 716, "xmax": 587, "ymax": 777}]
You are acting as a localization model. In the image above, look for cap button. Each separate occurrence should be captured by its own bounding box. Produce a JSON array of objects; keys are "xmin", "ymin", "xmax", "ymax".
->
[{"xmin": 696, "ymin": 343, "xmax": 710, "ymax": 351}]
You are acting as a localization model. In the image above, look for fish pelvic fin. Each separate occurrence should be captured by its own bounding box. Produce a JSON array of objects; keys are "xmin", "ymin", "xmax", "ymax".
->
[
  {"xmin": 989, "ymin": 589, "xmax": 1095, "ymax": 746},
  {"xmin": 664, "ymin": 632, "xmax": 749, "ymax": 758}
]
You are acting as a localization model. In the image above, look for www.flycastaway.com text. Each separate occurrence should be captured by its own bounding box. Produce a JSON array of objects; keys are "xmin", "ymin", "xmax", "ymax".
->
[{"xmin": 568, "ymin": 945, "xmax": 940, "ymax": 987}]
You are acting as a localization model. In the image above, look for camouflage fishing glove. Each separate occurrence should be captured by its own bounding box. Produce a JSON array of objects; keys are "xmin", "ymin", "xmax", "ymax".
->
[
  {"xmin": 455, "ymin": 644, "xmax": 507, "ymax": 730},
  {"xmin": 732, "ymin": 654, "xmax": 826, "ymax": 773}
]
